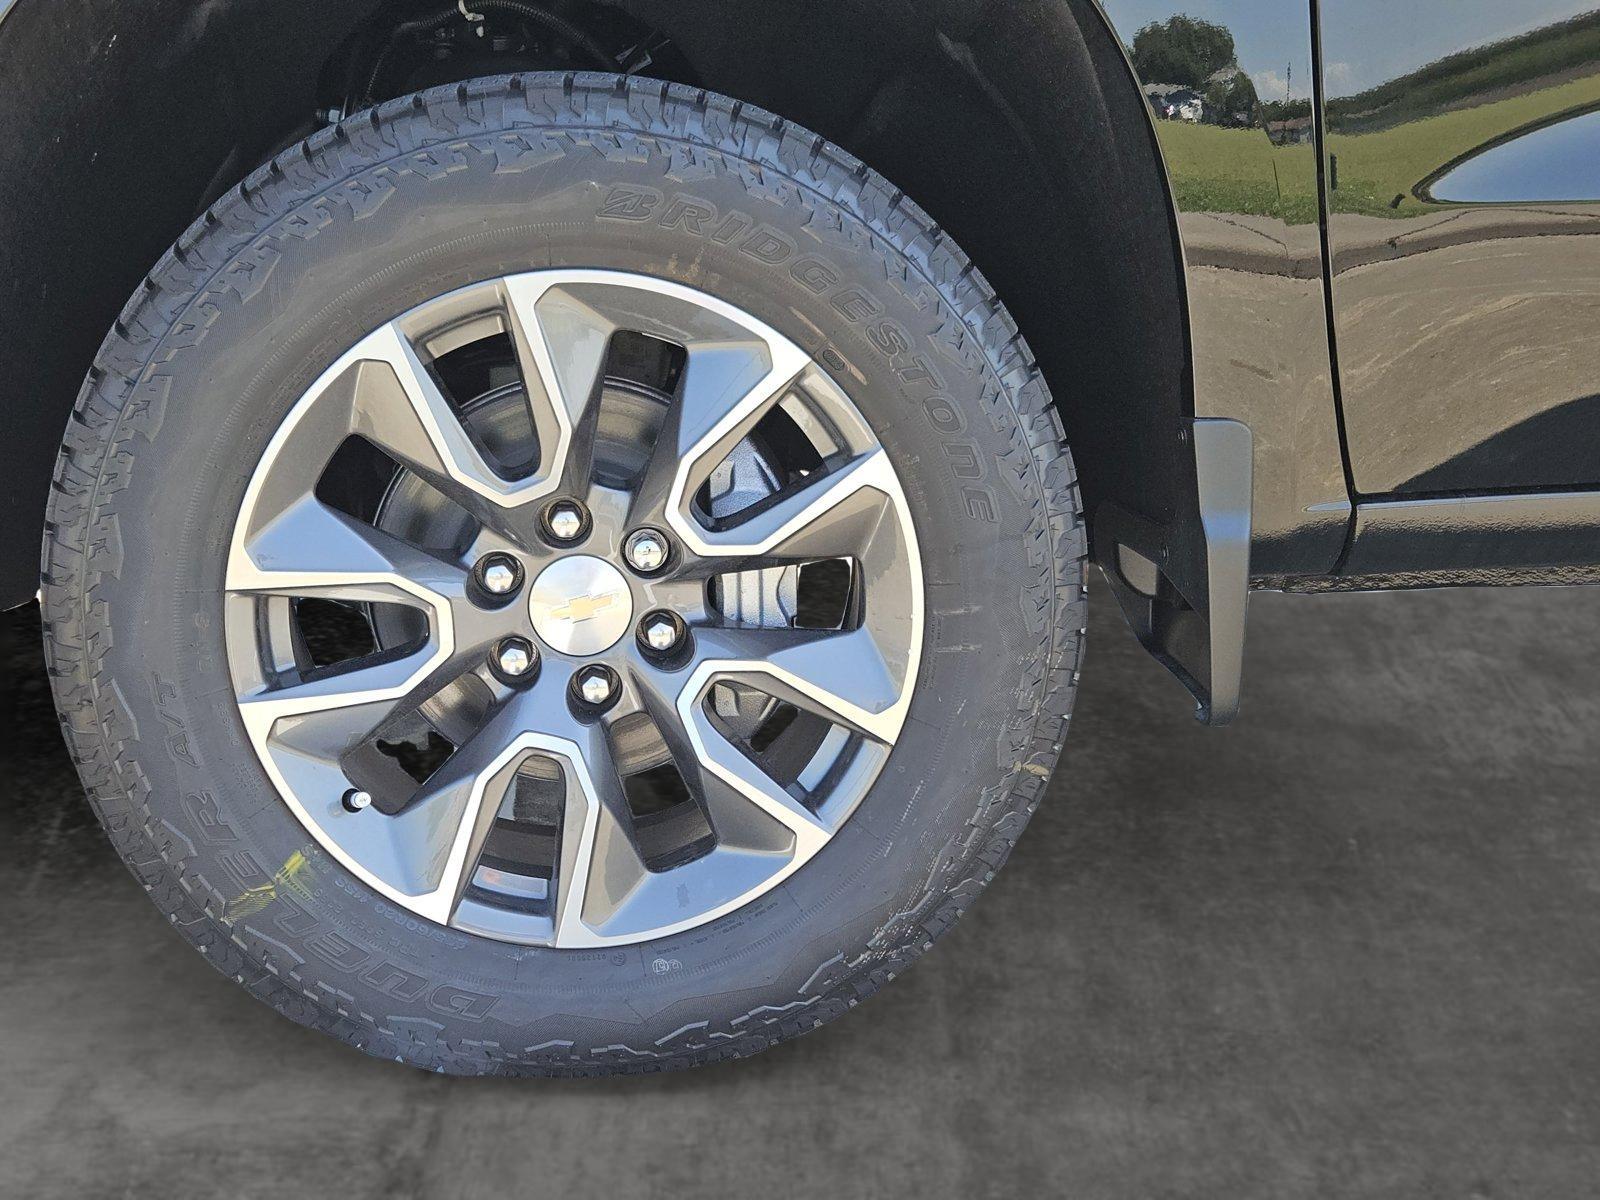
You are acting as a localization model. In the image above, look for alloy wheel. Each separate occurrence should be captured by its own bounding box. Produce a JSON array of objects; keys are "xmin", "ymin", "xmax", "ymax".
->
[{"xmin": 224, "ymin": 270, "xmax": 923, "ymax": 948}]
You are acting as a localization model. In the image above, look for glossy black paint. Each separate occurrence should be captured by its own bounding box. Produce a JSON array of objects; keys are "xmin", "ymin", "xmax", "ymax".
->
[
  {"xmin": 1097, "ymin": 0, "xmax": 1600, "ymax": 590},
  {"xmin": 1343, "ymin": 491, "xmax": 1600, "ymax": 577},
  {"xmin": 1099, "ymin": 0, "xmax": 1352, "ymax": 580},
  {"xmin": 1320, "ymin": 3, "xmax": 1600, "ymax": 500}
]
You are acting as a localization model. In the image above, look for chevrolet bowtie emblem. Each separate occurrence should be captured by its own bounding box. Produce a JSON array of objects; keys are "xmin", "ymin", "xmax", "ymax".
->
[{"xmin": 548, "ymin": 590, "xmax": 622, "ymax": 624}]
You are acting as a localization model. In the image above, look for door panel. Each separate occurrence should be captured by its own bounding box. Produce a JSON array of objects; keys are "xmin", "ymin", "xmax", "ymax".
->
[{"xmin": 1320, "ymin": 2, "xmax": 1600, "ymax": 497}]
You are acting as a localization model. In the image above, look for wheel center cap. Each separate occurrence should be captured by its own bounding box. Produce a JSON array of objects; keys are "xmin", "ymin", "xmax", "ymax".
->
[{"xmin": 528, "ymin": 555, "xmax": 633, "ymax": 655}]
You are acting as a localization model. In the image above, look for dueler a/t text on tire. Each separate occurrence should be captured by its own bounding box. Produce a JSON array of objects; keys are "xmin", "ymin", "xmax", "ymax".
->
[{"xmin": 42, "ymin": 73, "xmax": 1085, "ymax": 1075}]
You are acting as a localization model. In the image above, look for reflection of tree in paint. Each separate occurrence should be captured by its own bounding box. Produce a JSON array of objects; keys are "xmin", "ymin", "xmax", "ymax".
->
[
  {"xmin": 1130, "ymin": 15, "xmax": 1259, "ymax": 128},
  {"xmin": 1131, "ymin": 16, "xmax": 1233, "ymax": 89}
]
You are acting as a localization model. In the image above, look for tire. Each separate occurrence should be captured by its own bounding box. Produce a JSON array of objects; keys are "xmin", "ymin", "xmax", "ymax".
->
[{"xmin": 41, "ymin": 73, "xmax": 1085, "ymax": 1075}]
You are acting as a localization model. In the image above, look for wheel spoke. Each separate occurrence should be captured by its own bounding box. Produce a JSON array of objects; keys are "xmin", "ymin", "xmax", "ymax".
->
[
  {"xmin": 693, "ymin": 624, "xmax": 906, "ymax": 744},
  {"xmin": 241, "ymin": 660, "xmax": 512, "ymax": 923},
  {"xmin": 673, "ymin": 339, "xmax": 811, "ymax": 473},
  {"xmin": 236, "ymin": 642, "xmax": 446, "ymax": 746},
  {"xmin": 712, "ymin": 449, "xmax": 894, "ymax": 556},
  {"xmin": 683, "ymin": 691, "xmax": 834, "ymax": 854},
  {"xmin": 502, "ymin": 276, "xmax": 613, "ymax": 495},
  {"xmin": 344, "ymin": 322, "xmax": 566, "ymax": 515},
  {"xmin": 670, "ymin": 449, "xmax": 901, "ymax": 579},
  {"xmin": 364, "ymin": 676, "xmax": 650, "ymax": 939},
  {"xmin": 229, "ymin": 493, "xmax": 468, "ymax": 604},
  {"xmin": 384, "ymin": 694, "xmax": 549, "ymax": 924},
  {"xmin": 550, "ymin": 718, "xmax": 652, "ymax": 947},
  {"xmin": 630, "ymin": 666, "xmax": 804, "ymax": 855},
  {"xmin": 631, "ymin": 335, "xmax": 810, "ymax": 527},
  {"xmin": 229, "ymin": 494, "xmax": 467, "ymax": 757},
  {"xmin": 635, "ymin": 642, "xmax": 845, "ymax": 854}
]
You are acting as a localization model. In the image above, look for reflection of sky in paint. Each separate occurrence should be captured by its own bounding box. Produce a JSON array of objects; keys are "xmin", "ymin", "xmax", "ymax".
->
[
  {"xmin": 1101, "ymin": 0, "xmax": 1598, "ymax": 96},
  {"xmin": 1429, "ymin": 108, "xmax": 1600, "ymax": 201}
]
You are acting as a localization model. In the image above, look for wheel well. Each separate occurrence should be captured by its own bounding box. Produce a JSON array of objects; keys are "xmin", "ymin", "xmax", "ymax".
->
[{"xmin": 0, "ymin": 0, "xmax": 1186, "ymax": 606}]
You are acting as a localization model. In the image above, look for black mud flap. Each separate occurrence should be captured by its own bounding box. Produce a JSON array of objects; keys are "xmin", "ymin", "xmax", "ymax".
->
[{"xmin": 1095, "ymin": 418, "xmax": 1252, "ymax": 725}]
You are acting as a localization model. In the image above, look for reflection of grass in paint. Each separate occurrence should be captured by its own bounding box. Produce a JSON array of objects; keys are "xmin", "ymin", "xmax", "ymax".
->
[
  {"xmin": 1153, "ymin": 122, "xmax": 1320, "ymax": 225},
  {"xmin": 1153, "ymin": 73, "xmax": 1600, "ymax": 221}
]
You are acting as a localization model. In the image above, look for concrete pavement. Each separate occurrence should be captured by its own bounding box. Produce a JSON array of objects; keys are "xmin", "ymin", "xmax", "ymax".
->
[{"xmin": 2, "ymin": 579, "xmax": 1598, "ymax": 1199}]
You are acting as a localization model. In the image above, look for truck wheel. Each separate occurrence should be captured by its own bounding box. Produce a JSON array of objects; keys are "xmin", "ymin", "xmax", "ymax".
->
[{"xmin": 41, "ymin": 73, "xmax": 1084, "ymax": 1075}]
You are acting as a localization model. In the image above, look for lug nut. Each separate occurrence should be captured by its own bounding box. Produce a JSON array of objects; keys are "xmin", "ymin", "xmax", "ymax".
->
[
  {"xmin": 475, "ymin": 553, "xmax": 521, "ymax": 597},
  {"xmin": 343, "ymin": 789, "xmax": 373, "ymax": 813},
  {"xmin": 624, "ymin": 528, "xmax": 669, "ymax": 573},
  {"xmin": 483, "ymin": 562, "xmax": 517, "ymax": 594},
  {"xmin": 641, "ymin": 612, "xmax": 682, "ymax": 652},
  {"xmin": 546, "ymin": 501, "xmax": 586, "ymax": 542},
  {"xmin": 494, "ymin": 637, "xmax": 538, "ymax": 680},
  {"xmin": 576, "ymin": 666, "xmax": 615, "ymax": 707}
]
